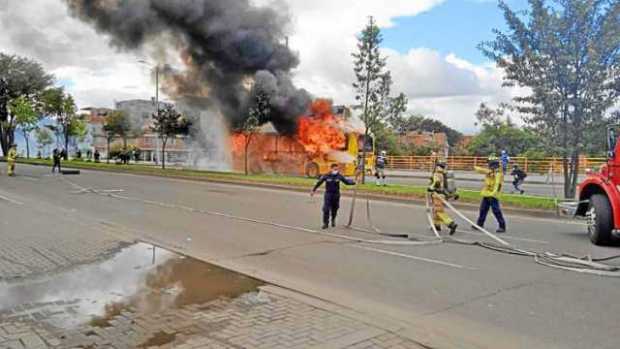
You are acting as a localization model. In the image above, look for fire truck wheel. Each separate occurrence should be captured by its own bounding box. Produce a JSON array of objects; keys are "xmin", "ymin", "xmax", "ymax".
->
[
  {"xmin": 587, "ymin": 194, "xmax": 613, "ymax": 245},
  {"xmin": 305, "ymin": 162, "xmax": 319, "ymax": 178}
]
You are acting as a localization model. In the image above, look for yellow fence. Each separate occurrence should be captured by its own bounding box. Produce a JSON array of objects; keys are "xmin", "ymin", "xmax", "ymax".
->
[{"xmin": 386, "ymin": 156, "xmax": 607, "ymax": 174}]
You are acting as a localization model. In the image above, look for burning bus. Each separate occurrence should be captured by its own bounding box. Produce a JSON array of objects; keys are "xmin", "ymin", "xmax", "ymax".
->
[{"xmin": 231, "ymin": 99, "xmax": 374, "ymax": 177}]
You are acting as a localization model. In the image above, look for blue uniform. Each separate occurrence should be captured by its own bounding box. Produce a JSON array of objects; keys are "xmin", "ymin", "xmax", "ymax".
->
[
  {"xmin": 313, "ymin": 172, "xmax": 356, "ymax": 226},
  {"xmin": 500, "ymin": 152, "xmax": 510, "ymax": 173}
]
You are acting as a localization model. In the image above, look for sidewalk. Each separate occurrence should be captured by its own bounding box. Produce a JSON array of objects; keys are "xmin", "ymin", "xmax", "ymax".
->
[
  {"xmin": 386, "ymin": 169, "xmax": 582, "ymax": 185},
  {"xmin": 0, "ymin": 203, "xmax": 426, "ymax": 349},
  {"xmin": 0, "ymin": 285, "xmax": 426, "ymax": 349}
]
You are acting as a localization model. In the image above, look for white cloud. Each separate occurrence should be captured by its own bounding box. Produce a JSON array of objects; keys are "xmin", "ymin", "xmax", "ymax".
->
[{"xmin": 0, "ymin": 0, "xmax": 521, "ymax": 133}]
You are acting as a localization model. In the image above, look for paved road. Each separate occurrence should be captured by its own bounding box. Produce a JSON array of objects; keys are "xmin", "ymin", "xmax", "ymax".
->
[{"xmin": 2, "ymin": 164, "xmax": 620, "ymax": 349}]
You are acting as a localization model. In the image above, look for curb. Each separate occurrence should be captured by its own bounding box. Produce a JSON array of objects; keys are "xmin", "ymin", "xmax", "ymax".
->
[{"xmin": 17, "ymin": 160, "xmax": 559, "ymax": 218}]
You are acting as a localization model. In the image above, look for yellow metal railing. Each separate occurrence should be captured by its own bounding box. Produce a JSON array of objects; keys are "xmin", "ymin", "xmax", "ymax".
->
[{"xmin": 385, "ymin": 156, "xmax": 607, "ymax": 174}]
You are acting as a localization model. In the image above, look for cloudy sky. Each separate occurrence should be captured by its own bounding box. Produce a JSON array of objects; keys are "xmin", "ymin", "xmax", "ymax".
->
[{"xmin": 0, "ymin": 0, "xmax": 528, "ymax": 133}]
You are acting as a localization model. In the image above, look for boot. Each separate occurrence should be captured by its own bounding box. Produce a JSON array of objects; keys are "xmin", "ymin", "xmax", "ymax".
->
[
  {"xmin": 322, "ymin": 223, "xmax": 329, "ymax": 230},
  {"xmin": 496, "ymin": 227, "xmax": 506, "ymax": 233},
  {"xmin": 433, "ymin": 225, "xmax": 442, "ymax": 232},
  {"xmin": 331, "ymin": 220, "xmax": 336, "ymax": 228},
  {"xmin": 448, "ymin": 222, "xmax": 458, "ymax": 236}
]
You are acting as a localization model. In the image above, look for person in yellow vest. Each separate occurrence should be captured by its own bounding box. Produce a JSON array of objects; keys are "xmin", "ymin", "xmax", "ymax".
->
[
  {"xmin": 6, "ymin": 144, "xmax": 17, "ymax": 176},
  {"xmin": 428, "ymin": 161, "xmax": 458, "ymax": 235},
  {"xmin": 473, "ymin": 155, "xmax": 506, "ymax": 233}
]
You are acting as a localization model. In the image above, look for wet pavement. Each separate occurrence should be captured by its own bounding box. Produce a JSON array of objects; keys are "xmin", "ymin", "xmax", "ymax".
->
[
  {"xmin": 0, "ymin": 243, "xmax": 263, "ymax": 331},
  {"xmin": 0, "ymin": 243, "xmax": 423, "ymax": 348}
]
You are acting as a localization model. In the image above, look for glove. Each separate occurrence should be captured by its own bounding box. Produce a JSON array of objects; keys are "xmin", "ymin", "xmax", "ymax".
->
[{"xmin": 427, "ymin": 188, "xmax": 435, "ymax": 193}]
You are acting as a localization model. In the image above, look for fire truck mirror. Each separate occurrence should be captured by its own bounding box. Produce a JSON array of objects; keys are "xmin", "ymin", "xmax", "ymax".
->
[{"xmin": 607, "ymin": 127, "xmax": 617, "ymax": 158}]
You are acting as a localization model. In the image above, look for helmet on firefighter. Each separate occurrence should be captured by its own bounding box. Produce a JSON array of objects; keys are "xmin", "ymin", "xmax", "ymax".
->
[
  {"xmin": 435, "ymin": 161, "xmax": 447, "ymax": 173},
  {"xmin": 380, "ymin": 150, "xmax": 387, "ymax": 156}
]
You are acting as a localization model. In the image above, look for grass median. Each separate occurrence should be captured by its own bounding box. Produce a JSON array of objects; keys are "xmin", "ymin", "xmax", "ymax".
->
[{"xmin": 13, "ymin": 158, "xmax": 557, "ymax": 211}]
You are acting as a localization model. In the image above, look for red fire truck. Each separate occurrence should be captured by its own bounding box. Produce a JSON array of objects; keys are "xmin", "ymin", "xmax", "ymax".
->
[{"xmin": 573, "ymin": 126, "xmax": 620, "ymax": 245}]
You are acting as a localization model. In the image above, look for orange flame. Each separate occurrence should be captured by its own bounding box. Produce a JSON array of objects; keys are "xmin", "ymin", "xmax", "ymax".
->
[{"xmin": 297, "ymin": 99, "xmax": 346, "ymax": 155}]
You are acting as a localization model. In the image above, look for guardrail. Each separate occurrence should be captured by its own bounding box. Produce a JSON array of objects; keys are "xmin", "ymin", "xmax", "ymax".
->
[{"xmin": 386, "ymin": 156, "xmax": 607, "ymax": 174}]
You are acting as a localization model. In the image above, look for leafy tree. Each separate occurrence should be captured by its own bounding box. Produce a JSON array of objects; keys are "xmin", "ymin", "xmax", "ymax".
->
[
  {"xmin": 353, "ymin": 16, "xmax": 388, "ymax": 182},
  {"xmin": 9, "ymin": 96, "xmax": 38, "ymax": 158},
  {"xmin": 151, "ymin": 104, "xmax": 191, "ymax": 169},
  {"xmin": 102, "ymin": 111, "xmax": 126, "ymax": 164},
  {"xmin": 41, "ymin": 88, "xmax": 81, "ymax": 159},
  {"xmin": 480, "ymin": 0, "xmax": 620, "ymax": 198},
  {"xmin": 385, "ymin": 92, "xmax": 408, "ymax": 131},
  {"xmin": 0, "ymin": 53, "xmax": 53, "ymax": 156},
  {"xmin": 238, "ymin": 90, "xmax": 270, "ymax": 175},
  {"xmin": 395, "ymin": 114, "xmax": 463, "ymax": 147},
  {"xmin": 103, "ymin": 110, "xmax": 132, "ymax": 149},
  {"xmin": 468, "ymin": 103, "xmax": 542, "ymax": 156},
  {"xmin": 35, "ymin": 127, "xmax": 53, "ymax": 157}
]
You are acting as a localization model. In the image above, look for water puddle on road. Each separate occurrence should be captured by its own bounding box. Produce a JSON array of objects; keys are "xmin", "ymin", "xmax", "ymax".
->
[{"xmin": 0, "ymin": 243, "xmax": 263, "ymax": 331}]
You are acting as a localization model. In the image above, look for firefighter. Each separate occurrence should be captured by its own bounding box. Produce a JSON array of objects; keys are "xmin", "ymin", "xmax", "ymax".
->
[
  {"xmin": 473, "ymin": 155, "xmax": 507, "ymax": 233},
  {"xmin": 427, "ymin": 161, "xmax": 458, "ymax": 235},
  {"xmin": 6, "ymin": 144, "xmax": 17, "ymax": 176},
  {"xmin": 311, "ymin": 163, "xmax": 356, "ymax": 229},
  {"xmin": 375, "ymin": 150, "xmax": 388, "ymax": 186}
]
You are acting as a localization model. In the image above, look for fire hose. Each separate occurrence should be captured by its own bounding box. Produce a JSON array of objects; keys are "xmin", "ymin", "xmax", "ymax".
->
[
  {"xmin": 434, "ymin": 195, "xmax": 620, "ymax": 277},
  {"xmin": 342, "ymin": 171, "xmax": 620, "ymax": 277},
  {"xmin": 63, "ymin": 176, "xmax": 620, "ymax": 277},
  {"xmin": 346, "ymin": 171, "xmax": 411, "ymax": 239}
]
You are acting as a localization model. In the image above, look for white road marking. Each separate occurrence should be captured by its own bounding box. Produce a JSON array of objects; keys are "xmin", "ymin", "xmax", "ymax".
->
[
  {"xmin": 0, "ymin": 192, "xmax": 24, "ymax": 205},
  {"xmin": 353, "ymin": 245, "xmax": 475, "ymax": 270}
]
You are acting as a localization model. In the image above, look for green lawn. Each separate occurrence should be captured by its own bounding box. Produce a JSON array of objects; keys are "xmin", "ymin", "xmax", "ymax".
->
[{"xmin": 13, "ymin": 158, "xmax": 557, "ymax": 210}]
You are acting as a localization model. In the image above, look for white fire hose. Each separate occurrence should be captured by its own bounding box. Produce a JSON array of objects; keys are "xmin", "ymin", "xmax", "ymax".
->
[{"xmin": 62, "ymin": 175, "xmax": 620, "ymax": 277}]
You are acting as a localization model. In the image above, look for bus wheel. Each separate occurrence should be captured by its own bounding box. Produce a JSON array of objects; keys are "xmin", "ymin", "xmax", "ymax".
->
[
  {"xmin": 587, "ymin": 194, "xmax": 613, "ymax": 246},
  {"xmin": 305, "ymin": 162, "xmax": 320, "ymax": 178}
]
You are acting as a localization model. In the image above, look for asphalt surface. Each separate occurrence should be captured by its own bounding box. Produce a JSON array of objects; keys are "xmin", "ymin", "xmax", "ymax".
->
[{"xmin": 2, "ymin": 164, "xmax": 620, "ymax": 349}]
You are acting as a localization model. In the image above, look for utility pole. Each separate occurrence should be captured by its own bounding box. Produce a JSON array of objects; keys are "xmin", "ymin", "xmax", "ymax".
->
[
  {"xmin": 138, "ymin": 59, "xmax": 161, "ymax": 164},
  {"xmin": 155, "ymin": 65, "xmax": 161, "ymax": 165}
]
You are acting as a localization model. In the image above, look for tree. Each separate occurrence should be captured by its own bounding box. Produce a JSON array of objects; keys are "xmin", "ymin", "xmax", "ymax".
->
[
  {"xmin": 9, "ymin": 96, "xmax": 38, "ymax": 158},
  {"xmin": 480, "ymin": 0, "xmax": 620, "ymax": 198},
  {"xmin": 0, "ymin": 53, "xmax": 54, "ymax": 156},
  {"xmin": 353, "ymin": 16, "xmax": 388, "ymax": 183},
  {"xmin": 103, "ymin": 110, "xmax": 132, "ymax": 162},
  {"xmin": 41, "ymin": 88, "xmax": 81, "ymax": 159},
  {"xmin": 151, "ymin": 104, "xmax": 191, "ymax": 169},
  {"xmin": 468, "ymin": 103, "xmax": 541, "ymax": 156},
  {"xmin": 240, "ymin": 91, "xmax": 270, "ymax": 175},
  {"xmin": 395, "ymin": 114, "xmax": 463, "ymax": 147},
  {"xmin": 35, "ymin": 127, "xmax": 53, "ymax": 157},
  {"xmin": 385, "ymin": 92, "xmax": 408, "ymax": 132}
]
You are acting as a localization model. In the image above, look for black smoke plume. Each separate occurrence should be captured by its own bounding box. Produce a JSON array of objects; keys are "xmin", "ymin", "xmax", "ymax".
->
[{"xmin": 64, "ymin": 0, "xmax": 311, "ymax": 134}]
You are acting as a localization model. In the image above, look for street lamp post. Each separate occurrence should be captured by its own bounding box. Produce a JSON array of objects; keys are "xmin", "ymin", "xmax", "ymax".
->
[{"xmin": 138, "ymin": 60, "xmax": 161, "ymax": 164}]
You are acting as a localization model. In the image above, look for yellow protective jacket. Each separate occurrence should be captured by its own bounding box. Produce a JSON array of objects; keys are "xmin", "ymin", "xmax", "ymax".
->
[
  {"xmin": 429, "ymin": 169, "xmax": 447, "ymax": 195},
  {"xmin": 474, "ymin": 166, "xmax": 503, "ymax": 198},
  {"xmin": 7, "ymin": 148, "xmax": 17, "ymax": 162}
]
